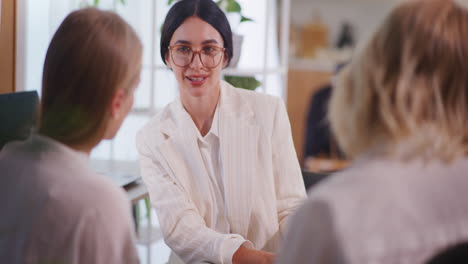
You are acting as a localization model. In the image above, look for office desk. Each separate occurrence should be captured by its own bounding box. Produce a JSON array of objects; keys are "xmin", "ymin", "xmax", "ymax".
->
[
  {"xmin": 124, "ymin": 180, "xmax": 162, "ymax": 264},
  {"xmin": 124, "ymin": 180, "xmax": 149, "ymax": 205},
  {"xmin": 304, "ymin": 156, "xmax": 350, "ymax": 172},
  {"xmin": 89, "ymin": 159, "xmax": 149, "ymax": 204}
]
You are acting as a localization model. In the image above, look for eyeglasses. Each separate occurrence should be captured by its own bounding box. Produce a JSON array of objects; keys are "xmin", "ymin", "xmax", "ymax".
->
[{"xmin": 168, "ymin": 45, "xmax": 226, "ymax": 68}]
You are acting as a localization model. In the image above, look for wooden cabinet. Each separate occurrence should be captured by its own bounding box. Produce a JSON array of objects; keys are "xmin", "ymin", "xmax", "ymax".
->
[
  {"xmin": 287, "ymin": 69, "xmax": 331, "ymax": 163},
  {"xmin": 0, "ymin": 0, "xmax": 16, "ymax": 94}
]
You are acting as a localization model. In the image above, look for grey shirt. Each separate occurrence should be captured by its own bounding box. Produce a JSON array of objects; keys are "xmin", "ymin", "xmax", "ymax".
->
[
  {"xmin": 0, "ymin": 135, "xmax": 139, "ymax": 264},
  {"xmin": 277, "ymin": 156, "xmax": 468, "ymax": 264}
]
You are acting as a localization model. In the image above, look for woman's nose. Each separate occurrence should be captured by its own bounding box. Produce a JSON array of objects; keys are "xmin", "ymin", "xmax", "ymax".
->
[{"xmin": 189, "ymin": 53, "xmax": 204, "ymax": 69}]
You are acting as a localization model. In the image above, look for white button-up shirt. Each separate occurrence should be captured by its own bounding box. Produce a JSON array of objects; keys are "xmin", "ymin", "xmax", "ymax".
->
[{"xmin": 191, "ymin": 104, "xmax": 230, "ymax": 234}]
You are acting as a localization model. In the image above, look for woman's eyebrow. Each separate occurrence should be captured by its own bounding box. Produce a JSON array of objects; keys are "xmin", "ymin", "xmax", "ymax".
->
[
  {"xmin": 174, "ymin": 40, "xmax": 191, "ymax": 45},
  {"xmin": 202, "ymin": 39, "xmax": 218, "ymax": 45},
  {"xmin": 173, "ymin": 39, "xmax": 219, "ymax": 45}
]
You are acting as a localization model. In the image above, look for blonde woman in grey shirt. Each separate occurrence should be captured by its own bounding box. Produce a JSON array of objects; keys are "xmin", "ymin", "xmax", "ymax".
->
[
  {"xmin": 0, "ymin": 8, "xmax": 142, "ymax": 264},
  {"xmin": 278, "ymin": 0, "xmax": 468, "ymax": 263}
]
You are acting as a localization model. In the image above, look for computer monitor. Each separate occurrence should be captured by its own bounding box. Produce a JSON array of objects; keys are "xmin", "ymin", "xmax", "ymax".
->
[{"xmin": 0, "ymin": 91, "xmax": 39, "ymax": 150}]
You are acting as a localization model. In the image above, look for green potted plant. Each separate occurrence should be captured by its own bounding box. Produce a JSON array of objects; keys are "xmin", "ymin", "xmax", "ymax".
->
[
  {"xmin": 168, "ymin": 0, "xmax": 252, "ymax": 21},
  {"xmin": 213, "ymin": 0, "xmax": 252, "ymax": 67},
  {"xmin": 224, "ymin": 75, "xmax": 261, "ymax": 91}
]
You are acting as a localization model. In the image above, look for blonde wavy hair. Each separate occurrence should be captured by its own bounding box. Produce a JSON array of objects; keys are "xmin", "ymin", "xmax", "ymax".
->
[{"xmin": 329, "ymin": 0, "xmax": 468, "ymax": 161}]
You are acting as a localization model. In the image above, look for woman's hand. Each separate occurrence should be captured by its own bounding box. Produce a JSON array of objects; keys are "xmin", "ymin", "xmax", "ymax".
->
[{"xmin": 232, "ymin": 246, "xmax": 276, "ymax": 264}]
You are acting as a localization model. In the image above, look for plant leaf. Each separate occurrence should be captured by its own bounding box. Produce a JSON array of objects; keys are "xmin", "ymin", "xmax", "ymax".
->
[
  {"xmin": 168, "ymin": 0, "xmax": 176, "ymax": 5},
  {"xmin": 240, "ymin": 16, "xmax": 254, "ymax": 23},
  {"xmin": 224, "ymin": 75, "xmax": 261, "ymax": 90},
  {"xmin": 145, "ymin": 197, "xmax": 152, "ymax": 221},
  {"xmin": 119, "ymin": 0, "xmax": 126, "ymax": 5},
  {"xmin": 225, "ymin": 0, "xmax": 241, "ymax": 13},
  {"xmin": 93, "ymin": 0, "xmax": 100, "ymax": 7}
]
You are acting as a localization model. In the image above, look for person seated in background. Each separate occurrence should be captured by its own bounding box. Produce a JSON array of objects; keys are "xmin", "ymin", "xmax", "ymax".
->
[
  {"xmin": 0, "ymin": 8, "xmax": 142, "ymax": 264},
  {"xmin": 277, "ymin": 0, "xmax": 468, "ymax": 263},
  {"xmin": 303, "ymin": 63, "xmax": 348, "ymax": 172}
]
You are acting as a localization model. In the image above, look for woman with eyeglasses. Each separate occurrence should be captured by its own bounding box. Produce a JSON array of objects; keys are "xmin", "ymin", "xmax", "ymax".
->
[{"xmin": 136, "ymin": 0, "xmax": 306, "ymax": 263}]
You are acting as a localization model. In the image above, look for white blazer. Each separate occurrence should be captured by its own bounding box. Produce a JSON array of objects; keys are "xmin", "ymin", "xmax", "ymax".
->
[{"xmin": 136, "ymin": 81, "xmax": 307, "ymax": 264}]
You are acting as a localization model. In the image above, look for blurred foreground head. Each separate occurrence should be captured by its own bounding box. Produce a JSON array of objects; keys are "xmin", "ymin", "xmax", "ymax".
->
[
  {"xmin": 39, "ymin": 8, "xmax": 142, "ymax": 149},
  {"xmin": 426, "ymin": 242, "xmax": 468, "ymax": 264},
  {"xmin": 330, "ymin": 0, "xmax": 468, "ymax": 161}
]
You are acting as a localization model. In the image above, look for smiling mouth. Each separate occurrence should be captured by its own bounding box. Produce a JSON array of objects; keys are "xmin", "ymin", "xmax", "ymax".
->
[{"xmin": 186, "ymin": 76, "xmax": 207, "ymax": 82}]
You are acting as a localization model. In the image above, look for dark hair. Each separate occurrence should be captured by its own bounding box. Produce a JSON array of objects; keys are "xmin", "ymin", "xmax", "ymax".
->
[
  {"xmin": 161, "ymin": 0, "xmax": 233, "ymax": 67},
  {"xmin": 39, "ymin": 8, "xmax": 142, "ymax": 145},
  {"xmin": 426, "ymin": 242, "xmax": 468, "ymax": 264}
]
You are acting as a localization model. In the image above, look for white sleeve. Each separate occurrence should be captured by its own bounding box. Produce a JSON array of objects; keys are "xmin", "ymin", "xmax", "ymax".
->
[
  {"xmin": 275, "ymin": 199, "xmax": 345, "ymax": 264},
  {"xmin": 271, "ymin": 98, "xmax": 308, "ymax": 236},
  {"xmin": 136, "ymin": 132, "xmax": 251, "ymax": 264}
]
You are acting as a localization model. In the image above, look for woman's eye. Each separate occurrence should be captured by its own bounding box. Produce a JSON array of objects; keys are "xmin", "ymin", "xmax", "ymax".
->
[
  {"xmin": 203, "ymin": 46, "xmax": 217, "ymax": 54},
  {"xmin": 177, "ymin": 46, "xmax": 191, "ymax": 53}
]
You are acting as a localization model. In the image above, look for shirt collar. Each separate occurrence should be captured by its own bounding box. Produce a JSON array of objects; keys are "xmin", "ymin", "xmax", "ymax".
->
[
  {"xmin": 176, "ymin": 96, "xmax": 221, "ymax": 142},
  {"xmin": 195, "ymin": 103, "xmax": 220, "ymax": 146},
  {"xmin": 208, "ymin": 103, "xmax": 220, "ymax": 138},
  {"xmin": 31, "ymin": 134, "xmax": 90, "ymax": 165}
]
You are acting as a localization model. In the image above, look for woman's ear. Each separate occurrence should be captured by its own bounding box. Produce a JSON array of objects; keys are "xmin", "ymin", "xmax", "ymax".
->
[
  {"xmin": 223, "ymin": 52, "xmax": 229, "ymax": 68},
  {"xmin": 165, "ymin": 53, "xmax": 172, "ymax": 70},
  {"xmin": 110, "ymin": 89, "xmax": 126, "ymax": 119}
]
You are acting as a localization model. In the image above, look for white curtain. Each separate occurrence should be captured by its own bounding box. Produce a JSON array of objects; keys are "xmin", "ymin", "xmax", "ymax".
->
[
  {"xmin": 23, "ymin": 0, "xmax": 76, "ymax": 93},
  {"xmin": 237, "ymin": 0, "xmax": 282, "ymax": 97}
]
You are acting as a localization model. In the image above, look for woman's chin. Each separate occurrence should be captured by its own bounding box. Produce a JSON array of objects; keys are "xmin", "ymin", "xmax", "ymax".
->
[
  {"xmin": 183, "ymin": 83, "xmax": 209, "ymax": 97},
  {"xmin": 188, "ymin": 89, "xmax": 208, "ymax": 98}
]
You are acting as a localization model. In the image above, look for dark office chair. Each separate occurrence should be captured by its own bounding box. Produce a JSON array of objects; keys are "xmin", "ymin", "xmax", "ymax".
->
[
  {"xmin": 426, "ymin": 242, "xmax": 468, "ymax": 264},
  {"xmin": 0, "ymin": 91, "xmax": 39, "ymax": 150},
  {"xmin": 302, "ymin": 170, "xmax": 330, "ymax": 190}
]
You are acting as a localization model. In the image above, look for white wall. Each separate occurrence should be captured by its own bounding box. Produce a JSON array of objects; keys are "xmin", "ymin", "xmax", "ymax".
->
[{"xmin": 291, "ymin": 0, "xmax": 398, "ymax": 48}]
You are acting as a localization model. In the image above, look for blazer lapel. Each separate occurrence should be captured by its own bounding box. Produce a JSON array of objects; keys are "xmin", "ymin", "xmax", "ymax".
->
[
  {"xmin": 219, "ymin": 82, "xmax": 260, "ymax": 236},
  {"xmin": 157, "ymin": 103, "xmax": 215, "ymax": 206}
]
